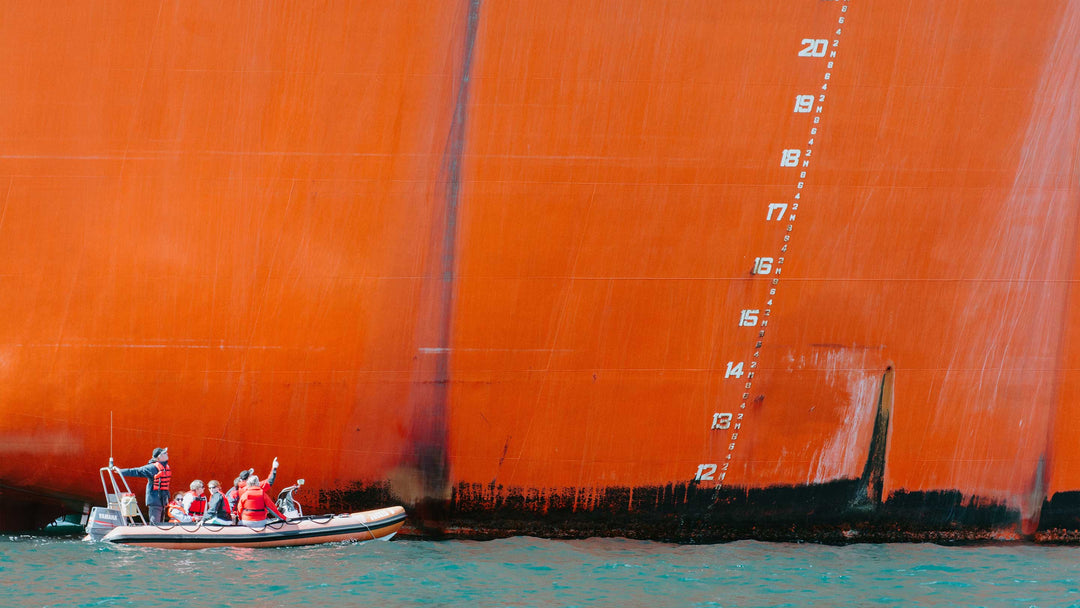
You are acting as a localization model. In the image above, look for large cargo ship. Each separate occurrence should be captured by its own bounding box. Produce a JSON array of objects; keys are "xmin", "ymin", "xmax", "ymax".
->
[{"xmin": 2, "ymin": 0, "xmax": 1079, "ymax": 541}]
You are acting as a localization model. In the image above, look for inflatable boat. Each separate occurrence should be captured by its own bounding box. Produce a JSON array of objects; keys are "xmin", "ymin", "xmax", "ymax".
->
[
  {"xmin": 85, "ymin": 461, "xmax": 405, "ymax": 549},
  {"xmin": 98, "ymin": 507, "xmax": 405, "ymax": 549}
]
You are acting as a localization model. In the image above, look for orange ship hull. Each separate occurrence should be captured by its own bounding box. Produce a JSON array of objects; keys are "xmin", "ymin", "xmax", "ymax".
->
[{"xmin": 1, "ymin": 0, "xmax": 1079, "ymax": 540}]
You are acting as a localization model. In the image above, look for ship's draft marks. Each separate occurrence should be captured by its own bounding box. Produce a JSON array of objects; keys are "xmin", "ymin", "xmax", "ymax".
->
[{"xmin": 709, "ymin": 0, "xmax": 853, "ymax": 490}]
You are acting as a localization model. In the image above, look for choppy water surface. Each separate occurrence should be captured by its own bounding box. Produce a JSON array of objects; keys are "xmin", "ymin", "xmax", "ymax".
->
[{"xmin": 1, "ymin": 535, "xmax": 1078, "ymax": 607}]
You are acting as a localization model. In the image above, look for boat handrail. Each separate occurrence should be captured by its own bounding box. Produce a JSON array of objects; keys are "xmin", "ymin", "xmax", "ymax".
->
[{"xmin": 98, "ymin": 458, "xmax": 147, "ymax": 526}]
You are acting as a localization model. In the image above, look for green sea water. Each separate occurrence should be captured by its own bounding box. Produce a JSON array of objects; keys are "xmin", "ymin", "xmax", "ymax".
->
[{"xmin": 2, "ymin": 535, "xmax": 1078, "ymax": 607}]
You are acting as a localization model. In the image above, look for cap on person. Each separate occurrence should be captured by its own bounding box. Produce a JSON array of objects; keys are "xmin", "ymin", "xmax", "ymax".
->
[
  {"xmin": 152, "ymin": 447, "xmax": 169, "ymax": 458},
  {"xmin": 238, "ymin": 468, "xmax": 254, "ymax": 481}
]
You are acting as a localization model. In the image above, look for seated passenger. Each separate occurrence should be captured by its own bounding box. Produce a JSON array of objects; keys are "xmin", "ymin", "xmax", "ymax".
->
[
  {"xmin": 230, "ymin": 458, "xmax": 279, "ymax": 515},
  {"xmin": 167, "ymin": 492, "xmax": 192, "ymax": 523},
  {"xmin": 237, "ymin": 475, "xmax": 286, "ymax": 528},
  {"xmin": 182, "ymin": 480, "xmax": 207, "ymax": 521},
  {"xmin": 202, "ymin": 480, "xmax": 233, "ymax": 525},
  {"xmin": 225, "ymin": 474, "xmax": 249, "ymax": 522}
]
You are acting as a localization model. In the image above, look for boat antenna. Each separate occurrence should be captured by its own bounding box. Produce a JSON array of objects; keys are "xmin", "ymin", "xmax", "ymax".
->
[{"xmin": 109, "ymin": 411, "xmax": 114, "ymax": 468}]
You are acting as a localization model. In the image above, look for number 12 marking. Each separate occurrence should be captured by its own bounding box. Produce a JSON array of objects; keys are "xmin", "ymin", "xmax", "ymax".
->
[{"xmin": 695, "ymin": 464, "xmax": 717, "ymax": 481}]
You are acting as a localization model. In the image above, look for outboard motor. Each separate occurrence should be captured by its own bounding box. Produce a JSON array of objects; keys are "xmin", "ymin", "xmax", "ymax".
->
[
  {"xmin": 84, "ymin": 507, "xmax": 124, "ymax": 541},
  {"xmin": 84, "ymin": 458, "xmax": 146, "ymax": 542}
]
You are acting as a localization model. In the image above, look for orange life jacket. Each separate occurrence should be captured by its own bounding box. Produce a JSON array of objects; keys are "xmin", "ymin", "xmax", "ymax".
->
[
  {"xmin": 166, "ymin": 500, "xmax": 186, "ymax": 523},
  {"xmin": 185, "ymin": 491, "xmax": 206, "ymax": 516},
  {"xmin": 238, "ymin": 487, "xmax": 270, "ymax": 521},
  {"xmin": 151, "ymin": 462, "xmax": 171, "ymax": 492}
]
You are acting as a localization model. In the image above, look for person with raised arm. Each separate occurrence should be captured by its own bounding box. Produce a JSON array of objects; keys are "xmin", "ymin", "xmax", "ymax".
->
[
  {"xmin": 113, "ymin": 447, "xmax": 171, "ymax": 524},
  {"xmin": 237, "ymin": 475, "xmax": 286, "ymax": 527}
]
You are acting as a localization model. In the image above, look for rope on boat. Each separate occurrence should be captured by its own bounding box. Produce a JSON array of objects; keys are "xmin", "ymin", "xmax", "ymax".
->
[
  {"xmin": 356, "ymin": 517, "xmax": 375, "ymax": 540},
  {"xmin": 322, "ymin": 513, "xmax": 376, "ymax": 539},
  {"xmin": 179, "ymin": 521, "xmax": 203, "ymax": 534}
]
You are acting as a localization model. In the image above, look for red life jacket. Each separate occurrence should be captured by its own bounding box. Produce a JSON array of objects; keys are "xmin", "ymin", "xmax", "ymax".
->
[
  {"xmin": 185, "ymin": 491, "xmax": 206, "ymax": 516},
  {"xmin": 151, "ymin": 462, "xmax": 171, "ymax": 492},
  {"xmin": 225, "ymin": 487, "xmax": 240, "ymax": 514},
  {"xmin": 238, "ymin": 487, "xmax": 270, "ymax": 521}
]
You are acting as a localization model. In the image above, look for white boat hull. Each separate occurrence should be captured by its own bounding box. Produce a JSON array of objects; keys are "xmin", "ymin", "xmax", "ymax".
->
[{"xmin": 99, "ymin": 506, "xmax": 406, "ymax": 549}]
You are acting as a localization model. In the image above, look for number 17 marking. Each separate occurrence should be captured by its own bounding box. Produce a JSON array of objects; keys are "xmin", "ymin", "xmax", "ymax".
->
[{"xmin": 767, "ymin": 203, "xmax": 788, "ymax": 221}]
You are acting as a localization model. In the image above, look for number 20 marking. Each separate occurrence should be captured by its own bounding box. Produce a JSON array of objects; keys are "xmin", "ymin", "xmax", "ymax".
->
[{"xmin": 798, "ymin": 39, "xmax": 828, "ymax": 57}]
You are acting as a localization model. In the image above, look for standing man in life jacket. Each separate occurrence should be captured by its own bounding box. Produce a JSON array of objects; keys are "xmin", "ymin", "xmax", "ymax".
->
[
  {"xmin": 237, "ymin": 475, "xmax": 286, "ymax": 527},
  {"xmin": 182, "ymin": 480, "xmax": 206, "ymax": 521},
  {"xmin": 114, "ymin": 447, "xmax": 171, "ymax": 524}
]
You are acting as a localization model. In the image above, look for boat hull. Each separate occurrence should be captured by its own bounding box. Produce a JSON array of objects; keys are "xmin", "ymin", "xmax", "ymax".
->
[{"xmin": 100, "ymin": 507, "xmax": 405, "ymax": 550}]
